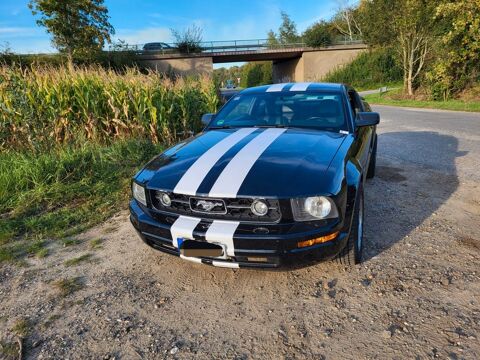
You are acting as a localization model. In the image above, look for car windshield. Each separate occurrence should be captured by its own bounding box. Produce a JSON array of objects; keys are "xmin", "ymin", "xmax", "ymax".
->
[{"xmin": 210, "ymin": 91, "xmax": 347, "ymax": 132}]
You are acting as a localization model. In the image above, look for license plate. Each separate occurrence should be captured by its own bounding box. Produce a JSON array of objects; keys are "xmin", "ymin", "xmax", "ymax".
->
[{"xmin": 179, "ymin": 239, "xmax": 224, "ymax": 258}]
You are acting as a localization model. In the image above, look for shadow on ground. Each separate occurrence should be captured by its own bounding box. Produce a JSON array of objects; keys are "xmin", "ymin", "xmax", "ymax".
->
[{"xmin": 363, "ymin": 131, "xmax": 463, "ymax": 261}]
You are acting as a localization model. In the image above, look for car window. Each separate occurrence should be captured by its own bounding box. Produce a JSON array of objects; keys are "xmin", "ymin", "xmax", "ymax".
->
[
  {"xmin": 348, "ymin": 90, "xmax": 362, "ymax": 116},
  {"xmin": 211, "ymin": 91, "xmax": 347, "ymax": 132}
]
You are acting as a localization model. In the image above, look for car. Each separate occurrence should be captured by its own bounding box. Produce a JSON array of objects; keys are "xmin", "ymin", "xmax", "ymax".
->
[
  {"xmin": 142, "ymin": 42, "xmax": 173, "ymax": 52},
  {"xmin": 129, "ymin": 82, "xmax": 379, "ymax": 269},
  {"xmin": 225, "ymin": 79, "xmax": 236, "ymax": 89}
]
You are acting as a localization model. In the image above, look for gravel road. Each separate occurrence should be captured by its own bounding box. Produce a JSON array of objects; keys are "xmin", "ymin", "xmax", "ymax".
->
[{"xmin": 1, "ymin": 105, "xmax": 479, "ymax": 359}]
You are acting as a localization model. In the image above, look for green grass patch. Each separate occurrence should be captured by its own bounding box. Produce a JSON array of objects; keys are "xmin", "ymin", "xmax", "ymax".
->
[
  {"xmin": 365, "ymin": 89, "xmax": 480, "ymax": 112},
  {"xmin": 89, "ymin": 238, "xmax": 103, "ymax": 249},
  {"xmin": 11, "ymin": 318, "xmax": 31, "ymax": 338},
  {"xmin": 64, "ymin": 253, "xmax": 92, "ymax": 267},
  {"xmin": 0, "ymin": 139, "xmax": 163, "ymax": 263},
  {"xmin": 53, "ymin": 277, "xmax": 84, "ymax": 297},
  {"xmin": 0, "ymin": 340, "xmax": 19, "ymax": 360}
]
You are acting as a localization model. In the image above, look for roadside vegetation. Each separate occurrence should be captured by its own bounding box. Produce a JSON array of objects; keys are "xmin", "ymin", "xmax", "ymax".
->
[
  {"xmin": 323, "ymin": 0, "xmax": 480, "ymax": 109},
  {"xmin": 323, "ymin": 48, "xmax": 402, "ymax": 91},
  {"xmin": 364, "ymin": 87, "xmax": 480, "ymax": 113},
  {"xmin": 0, "ymin": 66, "xmax": 218, "ymax": 263}
]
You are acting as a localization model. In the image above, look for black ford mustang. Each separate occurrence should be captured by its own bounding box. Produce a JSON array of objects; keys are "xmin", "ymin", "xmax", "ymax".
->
[{"xmin": 130, "ymin": 83, "xmax": 379, "ymax": 268}]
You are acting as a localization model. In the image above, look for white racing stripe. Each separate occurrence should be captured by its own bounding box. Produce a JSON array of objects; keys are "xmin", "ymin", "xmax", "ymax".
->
[
  {"xmin": 206, "ymin": 220, "xmax": 239, "ymax": 257},
  {"xmin": 174, "ymin": 128, "xmax": 257, "ymax": 195},
  {"xmin": 180, "ymin": 254, "xmax": 202, "ymax": 264},
  {"xmin": 289, "ymin": 82, "xmax": 311, "ymax": 91},
  {"xmin": 211, "ymin": 261, "xmax": 240, "ymax": 269},
  {"xmin": 170, "ymin": 216, "xmax": 201, "ymax": 248},
  {"xmin": 208, "ymin": 128, "xmax": 286, "ymax": 198},
  {"xmin": 266, "ymin": 83, "xmax": 287, "ymax": 92}
]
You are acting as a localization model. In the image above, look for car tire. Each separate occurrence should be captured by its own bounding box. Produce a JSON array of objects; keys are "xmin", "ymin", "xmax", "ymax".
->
[
  {"xmin": 334, "ymin": 185, "xmax": 364, "ymax": 266},
  {"xmin": 366, "ymin": 135, "xmax": 377, "ymax": 179}
]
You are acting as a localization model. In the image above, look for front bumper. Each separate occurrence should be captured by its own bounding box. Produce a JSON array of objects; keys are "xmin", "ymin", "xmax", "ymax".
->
[{"xmin": 129, "ymin": 200, "xmax": 350, "ymax": 269}]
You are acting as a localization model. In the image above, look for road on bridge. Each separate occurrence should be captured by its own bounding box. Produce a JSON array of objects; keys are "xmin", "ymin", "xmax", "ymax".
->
[{"xmin": 1, "ymin": 106, "xmax": 479, "ymax": 359}]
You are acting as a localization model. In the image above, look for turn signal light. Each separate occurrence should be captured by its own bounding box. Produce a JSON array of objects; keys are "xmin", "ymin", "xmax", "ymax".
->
[{"xmin": 297, "ymin": 231, "xmax": 339, "ymax": 248}]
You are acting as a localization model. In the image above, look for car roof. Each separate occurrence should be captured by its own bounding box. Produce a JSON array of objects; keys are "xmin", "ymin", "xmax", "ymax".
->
[{"xmin": 240, "ymin": 82, "xmax": 346, "ymax": 95}]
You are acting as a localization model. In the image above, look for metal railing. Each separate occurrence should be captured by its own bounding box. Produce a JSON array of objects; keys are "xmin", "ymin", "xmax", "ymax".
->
[{"xmin": 108, "ymin": 36, "xmax": 364, "ymax": 55}]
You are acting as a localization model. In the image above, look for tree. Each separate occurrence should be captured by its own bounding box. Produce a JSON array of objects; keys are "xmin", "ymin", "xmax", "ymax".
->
[
  {"xmin": 29, "ymin": 0, "xmax": 114, "ymax": 62},
  {"xmin": 332, "ymin": 0, "xmax": 362, "ymax": 42},
  {"xmin": 267, "ymin": 30, "xmax": 279, "ymax": 48},
  {"xmin": 427, "ymin": 0, "xmax": 480, "ymax": 99},
  {"xmin": 358, "ymin": 0, "xmax": 436, "ymax": 95},
  {"xmin": 171, "ymin": 25, "xmax": 203, "ymax": 54},
  {"xmin": 303, "ymin": 21, "xmax": 334, "ymax": 48},
  {"xmin": 240, "ymin": 62, "xmax": 272, "ymax": 88},
  {"xmin": 278, "ymin": 11, "xmax": 299, "ymax": 44}
]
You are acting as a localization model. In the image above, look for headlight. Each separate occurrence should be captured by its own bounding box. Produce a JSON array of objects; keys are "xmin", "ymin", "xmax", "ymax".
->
[
  {"xmin": 156, "ymin": 191, "xmax": 171, "ymax": 207},
  {"xmin": 251, "ymin": 199, "xmax": 268, "ymax": 216},
  {"xmin": 132, "ymin": 182, "xmax": 147, "ymax": 206},
  {"xmin": 291, "ymin": 196, "xmax": 338, "ymax": 221}
]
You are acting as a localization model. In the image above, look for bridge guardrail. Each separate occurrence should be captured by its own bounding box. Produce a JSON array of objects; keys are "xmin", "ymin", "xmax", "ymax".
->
[{"xmin": 108, "ymin": 36, "xmax": 364, "ymax": 55}]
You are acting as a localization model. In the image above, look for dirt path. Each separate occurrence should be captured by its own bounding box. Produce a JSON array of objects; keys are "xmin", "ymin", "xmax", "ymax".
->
[{"xmin": 1, "ymin": 106, "xmax": 479, "ymax": 359}]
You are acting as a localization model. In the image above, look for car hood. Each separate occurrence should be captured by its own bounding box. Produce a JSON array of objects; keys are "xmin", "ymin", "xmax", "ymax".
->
[{"xmin": 136, "ymin": 128, "xmax": 346, "ymax": 198}]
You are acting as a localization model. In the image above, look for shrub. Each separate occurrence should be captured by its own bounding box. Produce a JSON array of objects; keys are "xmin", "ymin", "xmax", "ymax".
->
[
  {"xmin": 303, "ymin": 21, "xmax": 334, "ymax": 48},
  {"xmin": 323, "ymin": 47, "xmax": 402, "ymax": 89}
]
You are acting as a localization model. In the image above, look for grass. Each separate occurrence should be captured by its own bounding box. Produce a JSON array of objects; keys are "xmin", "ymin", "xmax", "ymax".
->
[
  {"xmin": 53, "ymin": 277, "xmax": 84, "ymax": 297},
  {"xmin": 0, "ymin": 139, "xmax": 163, "ymax": 263},
  {"xmin": 0, "ymin": 341, "xmax": 19, "ymax": 360},
  {"xmin": 11, "ymin": 318, "xmax": 31, "ymax": 337},
  {"xmin": 364, "ymin": 88, "xmax": 480, "ymax": 112},
  {"xmin": 64, "ymin": 253, "xmax": 92, "ymax": 267},
  {"xmin": 89, "ymin": 238, "xmax": 103, "ymax": 249}
]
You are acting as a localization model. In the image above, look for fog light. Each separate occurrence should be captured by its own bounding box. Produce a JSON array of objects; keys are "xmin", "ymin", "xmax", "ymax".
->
[
  {"xmin": 251, "ymin": 199, "xmax": 268, "ymax": 216},
  {"xmin": 297, "ymin": 231, "xmax": 339, "ymax": 248},
  {"xmin": 157, "ymin": 192, "xmax": 171, "ymax": 207}
]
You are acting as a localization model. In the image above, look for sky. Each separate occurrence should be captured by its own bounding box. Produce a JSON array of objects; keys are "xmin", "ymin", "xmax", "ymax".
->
[{"xmin": 0, "ymin": 0, "xmax": 340, "ymax": 67}]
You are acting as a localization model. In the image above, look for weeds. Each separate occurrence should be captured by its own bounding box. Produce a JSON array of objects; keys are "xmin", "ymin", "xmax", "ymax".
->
[
  {"xmin": 11, "ymin": 318, "xmax": 30, "ymax": 338},
  {"xmin": 89, "ymin": 238, "xmax": 103, "ymax": 249},
  {"xmin": 64, "ymin": 254, "xmax": 92, "ymax": 267},
  {"xmin": 53, "ymin": 277, "xmax": 83, "ymax": 296}
]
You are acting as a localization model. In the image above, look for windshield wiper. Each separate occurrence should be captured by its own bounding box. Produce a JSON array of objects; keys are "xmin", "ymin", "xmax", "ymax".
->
[
  {"xmin": 208, "ymin": 125, "xmax": 233, "ymax": 129},
  {"xmin": 254, "ymin": 124, "xmax": 287, "ymax": 128}
]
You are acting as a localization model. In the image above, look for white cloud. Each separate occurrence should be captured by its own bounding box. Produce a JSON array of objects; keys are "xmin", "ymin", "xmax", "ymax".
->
[{"xmin": 0, "ymin": 27, "xmax": 41, "ymax": 37}]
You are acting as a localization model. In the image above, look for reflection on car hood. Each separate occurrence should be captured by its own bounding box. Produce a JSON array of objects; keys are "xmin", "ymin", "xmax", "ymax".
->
[{"xmin": 136, "ymin": 127, "xmax": 347, "ymax": 198}]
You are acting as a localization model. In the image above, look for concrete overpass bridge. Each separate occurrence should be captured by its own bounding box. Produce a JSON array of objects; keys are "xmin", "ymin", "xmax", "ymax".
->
[{"xmin": 114, "ymin": 38, "xmax": 367, "ymax": 82}]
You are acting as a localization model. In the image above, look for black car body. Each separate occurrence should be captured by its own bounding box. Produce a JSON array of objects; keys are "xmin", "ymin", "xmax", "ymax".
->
[{"xmin": 130, "ymin": 83, "xmax": 379, "ymax": 268}]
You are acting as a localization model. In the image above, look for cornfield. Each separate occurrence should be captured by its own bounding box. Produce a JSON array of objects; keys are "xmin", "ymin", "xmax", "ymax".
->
[{"xmin": 0, "ymin": 66, "xmax": 219, "ymax": 151}]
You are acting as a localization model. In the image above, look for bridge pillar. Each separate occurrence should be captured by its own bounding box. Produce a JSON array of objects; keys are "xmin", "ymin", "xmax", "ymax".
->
[
  {"xmin": 137, "ymin": 57, "xmax": 213, "ymax": 76},
  {"xmin": 272, "ymin": 47, "xmax": 365, "ymax": 83}
]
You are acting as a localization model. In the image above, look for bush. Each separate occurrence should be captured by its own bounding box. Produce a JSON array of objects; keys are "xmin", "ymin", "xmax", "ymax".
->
[
  {"xmin": 303, "ymin": 21, "xmax": 334, "ymax": 48},
  {"xmin": 0, "ymin": 66, "xmax": 219, "ymax": 151},
  {"xmin": 323, "ymin": 47, "xmax": 402, "ymax": 89},
  {"xmin": 171, "ymin": 25, "xmax": 203, "ymax": 54},
  {"xmin": 240, "ymin": 62, "xmax": 272, "ymax": 88}
]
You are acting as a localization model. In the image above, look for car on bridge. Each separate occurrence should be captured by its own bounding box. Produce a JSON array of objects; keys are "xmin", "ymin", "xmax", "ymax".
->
[
  {"xmin": 130, "ymin": 83, "xmax": 379, "ymax": 269},
  {"xmin": 142, "ymin": 42, "xmax": 173, "ymax": 52}
]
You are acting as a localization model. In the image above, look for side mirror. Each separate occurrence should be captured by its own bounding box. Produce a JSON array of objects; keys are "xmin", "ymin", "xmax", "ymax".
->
[
  {"xmin": 356, "ymin": 112, "xmax": 380, "ymax": 127},
  {"xmin": 201, "ymin": 113, "xmax": 215, "ymax": 126}
]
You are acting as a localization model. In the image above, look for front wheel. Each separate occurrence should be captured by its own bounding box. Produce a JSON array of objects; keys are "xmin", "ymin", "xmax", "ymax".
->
[{"xmin": 334, "ymin": 185, "xmax": 364, "ymax": 266}]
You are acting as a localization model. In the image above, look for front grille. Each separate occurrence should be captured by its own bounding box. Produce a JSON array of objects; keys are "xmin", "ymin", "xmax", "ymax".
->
[{"xmin": 149, "ymin": 191, "xmax": 281, "ymax": 223}]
